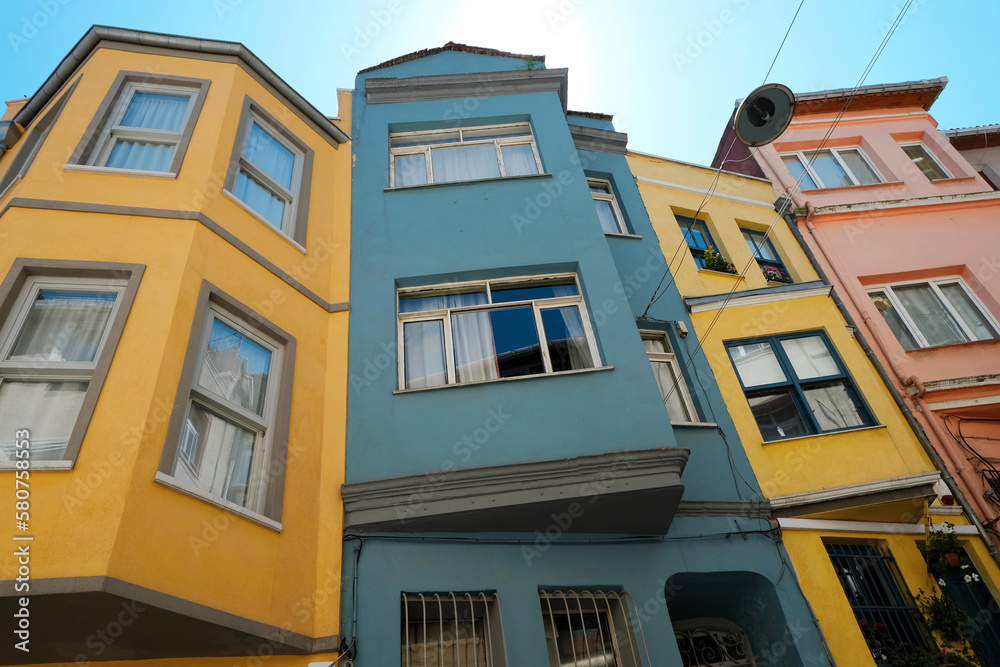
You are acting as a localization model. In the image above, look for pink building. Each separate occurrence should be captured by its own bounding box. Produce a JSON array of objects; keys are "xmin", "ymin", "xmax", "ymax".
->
[{"xmin": 715, "ymin": 78, "xmax": 1000, "ymax": 548}]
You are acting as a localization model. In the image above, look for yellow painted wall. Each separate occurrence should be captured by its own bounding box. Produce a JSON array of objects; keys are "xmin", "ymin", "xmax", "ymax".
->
[{"xmin": 0, "ymin": 44, "xmax": 350, "ymax": 641}]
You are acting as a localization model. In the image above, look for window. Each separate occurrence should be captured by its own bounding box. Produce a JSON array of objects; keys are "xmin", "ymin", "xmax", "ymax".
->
[
  {"xmin": 0, "ymin": 261, "xmax": 142, "ymax": 468},
  {"xmin": 826, "ymin": 542, "xmax": 929, "ymax": 661},
  {"xmin": 868, "ymin": 278, "xmax": 999, "ymax": 351},
  {"xmin": 900, "ymin": 143, "xmax": 950, "ymax": 181},
  {"xmin": 158, "ymin": 285, "xmax": 295, "ymax": 523},
  {"xmin": 741, "ymin": 228, "xmax": 791, "ymax": 283},
  {"xmin": 589, "ymin": 178, "xmax": 627, "ymax": 234},
  {"xmin": 71, "ymin": 72, "xmax": 210, "ymax": 174},
  {"xmin": 675, "ymin": 215, "xmax": 719, "ymax": 269},
  {"xmin": 673, "ymin": 619, "xmax": 756, "ymax": 666},
  {"xmin": 390, "ymin": 122, "xmax": 541, "ymax": 187},
  {"xmin": 641, "ymin": 331, "xmax": 698, "ymax": 423},
  {"xmin": 401, "ymin": 592, "xmax": 507, "ymax": 666},
  {"xmin": 726, "ymin": 332, "xmax": 874, "ymax": 441},
  {"xmin": 781, "ymin": 148, "xmax": 882, "ymax": 189},
  {"xmin": 224, "ymin": 98, "xmax": 312, "ymax": 244},
  {"xmin": 540, "ymin": 590, "xmax": 646, "ymax": 667},
  {"xmin": 398, "ymin": 275, "xmax": 600, "ymax": 390}
]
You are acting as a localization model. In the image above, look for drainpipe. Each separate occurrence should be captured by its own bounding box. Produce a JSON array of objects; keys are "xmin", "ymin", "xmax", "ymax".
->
[{"xmin": 776, "ymin": 198, "xmax": 1000, "ymax": 566}]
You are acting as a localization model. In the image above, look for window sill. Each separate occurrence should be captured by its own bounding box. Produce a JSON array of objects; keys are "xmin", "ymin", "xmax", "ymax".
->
[
  {"xmin": 62, "ymin": 163, "xmax": 178, "ymax": 179},
  {"xmin": 154, "ymin": 471, "xmax": 283, "ymax": 532},
  {"xmin": 222, "ymin": 189, "xmax": 307, "ymax": 254},
  {"xmin": 605, "ymin": 232, "xmax": 642, "ymax": 240},
  {"xmin": 800, "ymin": 181, "xmax": 903, "ymax": 195},
  {"xmin": 0, "ymin": 460, "xmax": 73, "ymax": 471},
  {"xmin": 904, "ymin": 338, "xmax": 999, "ymax": 354},
  {"xmin": 394, "ymin": 365, "xmax": 614, "ymax": 394},
  {"xmin": 927, "ymin": 175, "xmax": 978, "ymax": 185},
  {"xmin": 671, "ymin": 421, "xmax": 718, "ymax": 428},
  {"xmin": 385, "ymin": 172, "xmax": 553, "ymax": 192},
  {"xmin": 761, "ymin": 423, "xmax": 886, "ymax": 445},
  {"xmin": 698, "ymin": 268, "xmax": 744, "ymax": 280}
]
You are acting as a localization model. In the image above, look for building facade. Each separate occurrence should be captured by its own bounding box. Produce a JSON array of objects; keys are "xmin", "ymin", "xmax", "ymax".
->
[
  {"xmin": 340, "ymin": 43, "xmax": 832, "ymax": 667},
  {"xmin": 0, "ymin": 27, "xmax": 352, "ymax": 664}
]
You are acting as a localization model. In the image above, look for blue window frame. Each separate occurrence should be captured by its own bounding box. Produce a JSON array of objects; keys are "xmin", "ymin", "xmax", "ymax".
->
[
  {"xmin": 726, "ymin": 331, "xmax": 875, "ymax": 441},
  {"xmin": 741, "ymin": 228, "xmax": 792, "ymax": 283},
  {"xmin": 675, "ymin": 215, "xmax": 718, "ymax": 269}
]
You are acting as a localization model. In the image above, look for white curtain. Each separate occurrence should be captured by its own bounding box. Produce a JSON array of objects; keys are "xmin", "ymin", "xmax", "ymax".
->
[
  {"xmin": 105, "ymin": 141, "xmax": 175, "ymax": 171},
  {"xmin": 501, "ymin": 144, "xmax": 538, "ymax": 176},
  {"xmin": 394, "ymin": 154, "xmax": 427, "ymax": 186},
  {"xmin": 594, "ymin": 200, "xmax": 619, "ymax": 234},
  {"xmin": 404, "ymin": 321, "xmax": 447, "ymax": 388},
  {"xmin": 729, "ymin": 343, "xmax": 785, "ymax": 387},
  {"xmin": 779, "ymin": 336, "xmax": 838, "ymax": 379},
  {"xmin": 453, "ymin": 311, "xmax": 500, "ymax": 383},
  {"xmin": 174, "ymin": 404, "xmax": 257, "ymax": 508},
  {"xmin": 9, "ymin": 291, "xmax": 115, "ymax": 362},
  {"xmin": 245, "ymin": 122, "xmax": 295, "ymax": 188},
  {"xmin": 803, "ymin": 383, "xmax": 864, "ymax": 431},
  {"xmin": 895, "ymin": 284, "xmax": 967, "ymax": 346},
  {"xmin": 399, "ymin": 292, "xmax": 487, "ymax": 314},
  {"xmin": 0, "ymin": 380, "xmax": 87, "ymax": 460},
  {"xmin": 234, "ymin": 171, "xmax": 286, "ymax": 228},
  {"xmin": 940, "ymin": 284, "xmax": 997, "ymax": 340},
  {"xmin": 197, "ymin": 319, "xmax": 271, "ymax": 416},
  {"xmin": 120, "ymin": 92, "xmax": 188, "ymax": 132},
  {"xmin": 542, "ymin": 307, "xmax": 592, "ymax": 371},
  {"xmin": 431, "ymin": 144, "xmax": 500, "ymax": 182}
]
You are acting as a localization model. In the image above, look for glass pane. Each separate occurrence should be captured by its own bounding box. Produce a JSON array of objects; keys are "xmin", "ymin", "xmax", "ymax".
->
[
  {"xmin": 489, "ymin": 307, "xmax": 544, "ymax": 378},
  {"xmin": 390, "ymin": 130, "xmax": 460, "ymax": 147},
  {"xmin": 171, "ymin": 403, "xmax": 257, "ymax": 508},
  {"xmin": 728, "ymin": 342, "xmax": 786, "ymax": 387},
  {"xmin": 541, "ymin": 306, "xmax": 594, "ymax": 372},
  {"xmin": 782, "ymin": 155, "xmax": 818, "ymax": 190},
  {"xmin": 780, "ymin": 336, "xmax": 839, "ymax": 380},
  {"xmin": 748, "ymin": 390, "xmax": 808, "ymax": 440},
  {"xmin": 197, "ymin": 319, "xmax": 272, "ymax": 415},
  {"xmin": 491, "ymin": 282, "xmax": 578, "ymax": 303},
  {"xmin": 106, "ymin": 140, "xmax": 176, "ymax": 171},
  {"xmin": 594, "ymin": 199, "xmax": 621, "ymax": 233},
  {"xmin": 902, "ymin": 144, "xmax": 947, "ymax": 181},
  {"xmin": 404, "ymin": 617, "xmax": 488, "ymax": 666},
  {"xmin": 394, "ymin": 154, "xmax": 427, "ymax": 187},
  {"xmin": 940, "ymin": 284, "xmax": 999, "ymax": 341},
  {"xmin": 803, "ymin": 382, "xmax": 866, "ymax": 432},
  {"xmin": 870, "ymin": 290, "xmax": 919, "ymax": 351},
  {"xmin": 742, "ymin": 230, "xmax": 778, "ymax": 261},
  {"xmin": 462, "ymin": 126, "xmax": 530, "ymax": 140},
  {"xmin": 500, "ymin": 144, "xmax": 539, "ymax": 176},
  {"xmin": 9, "ymin": 291, "xmax": 116, "ymax": 362},
  {"xmin": 120, "ymin": 92, "xmax": 189, "ymax": 131},
  {"xmin": 678, "ymin": 219, "xmax": 710, "ymax": 251},
  {"xmin": 545, "ymin": 611, "xmax": 616, "ymax": 667},
  {"xmin": 642, "ymin": 335, "xmax": 669, "ymax": 354},
  {"xmin": 404, "ymin": 320, "xmax": 447, "ymax": 388},
  {"xmin": 589, "ymin": 182, "xmax": 612, "ymax": 194},
  {"xmin": 244, "ymin": 122, "xmax": 295, "ymax": 189},
  {"xmin": 0, "ymin": 380, "xmax": 88, "ymax": 461},
  {"xmin": 895, "ymin": 284, "xmax": 968, "ymax": 347},
  {"xmin": 806, "ymin": 150, "xmax": 853, "ymax": 188},
  {"xmin": 431, "ymin": 144, "xmax": 501, "ymax": 183},
  {"xmin": 399, "ymin": 291, "xmax": 488, "ymax": 313},
  {"xmin": 651, "ymin": 359, "xmax": 692, "ymax": 422},
  {"xmin": 838, "ymin": 149, "xmax": 881, "ymax": 185},
  {"xmin": 235, "ymin": 169, "xmax": 287, "ymax": 229}
]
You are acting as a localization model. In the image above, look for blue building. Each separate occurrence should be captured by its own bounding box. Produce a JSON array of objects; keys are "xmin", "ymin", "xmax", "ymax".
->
[{"xmin": 341, "ymin": 43, "xmax": 832, "ymax": 667}]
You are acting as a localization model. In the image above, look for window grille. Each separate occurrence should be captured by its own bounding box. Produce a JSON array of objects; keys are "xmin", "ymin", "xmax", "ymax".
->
[
  {"xmin": 825, "ymin": 542, "xmax": 929, "ymax": 660},
  {"xmin": 539, "ymin": 589, "xmax": 650, "ymax": 667},
  {"xmin": 401, "ymin": 592, "xmax": 506, "ymax": 667},
  {"xmin": 673, "ymin": 619, "xmax": 755, "ymax": 667}
]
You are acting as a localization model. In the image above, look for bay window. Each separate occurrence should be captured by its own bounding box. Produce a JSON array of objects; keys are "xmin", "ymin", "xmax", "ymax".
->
[
  {"xmin": 398, "ymin": 275, "xmax": 600, "ymax": 390},
  {"xmin": 389, "ymin": 122, "xmax": 542, "ymax": 187}
]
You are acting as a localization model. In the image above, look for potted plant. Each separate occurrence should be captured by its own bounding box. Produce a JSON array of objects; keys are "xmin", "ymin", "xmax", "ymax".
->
[
  {"xmin": 920, "ymin": 523, "xmax": 970, "ymax": 579},
  {"xmin": 760, "ymin": 265, "xmax": 793, "ymax": 283},
  {"xmin": 701, "ymin": 247, "xmax": 736, "ymax": 274}
]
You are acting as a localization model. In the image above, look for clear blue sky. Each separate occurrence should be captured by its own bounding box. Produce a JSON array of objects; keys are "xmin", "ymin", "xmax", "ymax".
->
[{"xmin": 3, "ymin": 0, "xmax": 997, "ymax": 165}]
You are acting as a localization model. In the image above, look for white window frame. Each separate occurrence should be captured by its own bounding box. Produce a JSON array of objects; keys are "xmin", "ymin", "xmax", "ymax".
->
[
  {"xmin": 396, "ymin": 274, "xmax": 601, "ymax": 390},
  {"xmin": 867, "ymin": 277, "xmax": 1000, "ymax": 349},
  {"xmin": 899, "ymin": 142, "xmax": 951, "ymax": 181},
  {"xmin": 640, "ymin": 330, "xmax": 698, "ymax": 424},
  {"xmin": 588, "ymin": 178, "xmax": 628, "ymax": 234},
  {"xmin": 401, "ymin": 591, "xmax": 508, "ymax": 666},
  {"xmin": 175, "ymin": 304, "xmax": 283, "ymax": 515},
  {"xmin": 88, "ymin": 82, "xmax": 197, "ymax": 171},
  {"xmin": 781, "ymin": 147, "xmax": 884, "ymax": 189},
  {"xmin": 231, "ymin": 114, "xmax": 306, "ymax": 236},
  {"xmin": 0, "ymin": 276, "xmax": 127, "ymax": 465},
  {"xmin": 389, "ymin": 122, "xmax": 543, "ymax": 188},
  {"xmin": 539, "ymin": 590, "xmax": 647, "ymax": 667}
]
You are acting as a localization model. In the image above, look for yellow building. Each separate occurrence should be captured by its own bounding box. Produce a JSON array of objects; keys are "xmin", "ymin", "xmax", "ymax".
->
[
  {"xmin": 628, "ymin": 150, "xmax": 1000, "ymax": 665},
  {"xmin": 0, "ymin": 27, "xmax": 350, "ymax": 664}
]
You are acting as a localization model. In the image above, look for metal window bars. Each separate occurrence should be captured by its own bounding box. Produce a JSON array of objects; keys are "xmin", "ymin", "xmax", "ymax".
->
[
  {"xmin": 401, "ymin": 592, "xmax": 505, "ymax": 667},
  {"xmin": 539, "ymin": 590, "xmax": 651, "ymax": 667},
  {"xmin": 673, "ymin": 620, "xmax": 756, "ymax": 667}
]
